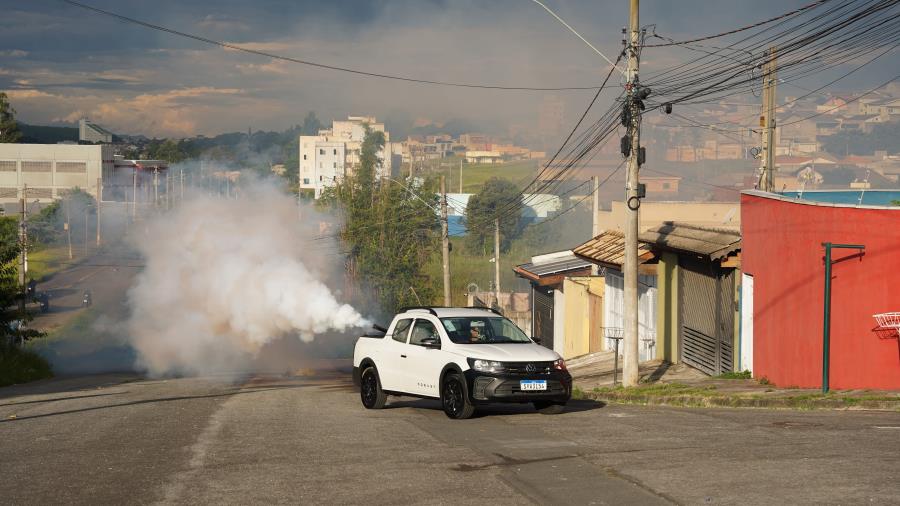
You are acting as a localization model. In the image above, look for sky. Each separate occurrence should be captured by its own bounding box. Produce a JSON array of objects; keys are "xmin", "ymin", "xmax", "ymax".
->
[{"xmin": 1, "ymin": 0, "xmax": 897, "ymax": 139}]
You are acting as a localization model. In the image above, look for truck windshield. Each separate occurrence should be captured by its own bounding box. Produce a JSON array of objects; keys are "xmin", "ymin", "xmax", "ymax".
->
[{"xmin": 440, "ymin": 317, "xmax": 532, "ymax": 344}]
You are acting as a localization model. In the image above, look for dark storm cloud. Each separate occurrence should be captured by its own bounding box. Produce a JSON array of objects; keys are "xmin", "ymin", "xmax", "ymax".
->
[{"xmin": 1, "ymin": 0, "xmax": 894, "ymax": 137}]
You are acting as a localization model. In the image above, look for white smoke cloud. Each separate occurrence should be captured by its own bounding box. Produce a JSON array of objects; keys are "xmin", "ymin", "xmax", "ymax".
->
[{"xmin": 126, "ymin": 181, "xmax": 366, "ymax": 376}]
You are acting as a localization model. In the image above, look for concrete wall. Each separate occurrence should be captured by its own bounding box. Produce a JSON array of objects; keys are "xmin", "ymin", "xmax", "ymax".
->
[
  {"xmin": 742, "ymin": 191, "xmax": 900, "ymax": 389},
  {"xmin": 597, "ymin": 201, "xmax": 740, "ymax": 233}
]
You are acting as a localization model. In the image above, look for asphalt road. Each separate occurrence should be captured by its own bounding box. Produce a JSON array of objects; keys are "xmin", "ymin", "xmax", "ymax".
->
[{"xmin": 2, "ymin": 369, "xmax": 899, "ymax": 505}]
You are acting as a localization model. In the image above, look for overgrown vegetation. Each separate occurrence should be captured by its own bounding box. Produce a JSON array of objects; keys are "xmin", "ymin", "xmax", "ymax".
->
[
  {"xmin": 323, "ymin": 126, "xmax": 440, "ymax": 317},
  {"xmin": 0, "ymin": 92, "xmax": 22, "ymax": 143},
  {"xmin": 717, "ymin": 370, "xmax": 753, "ymax": 379},
  {"xmin": 465, "ymin": 177, "xmax": 524, "ymax": 254},
  {"xmin": 0, "ymin": 345, "xmax": 52, "ymax": 387}
]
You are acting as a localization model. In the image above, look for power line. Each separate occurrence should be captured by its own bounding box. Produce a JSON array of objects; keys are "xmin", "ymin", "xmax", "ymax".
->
[
  {"xmin": 61, "ymin": 0, "xmax": 604, "ymax": 91},
  {"xmin": 529, "ymin": 0, "xmax": 626, "ymax": 75}
]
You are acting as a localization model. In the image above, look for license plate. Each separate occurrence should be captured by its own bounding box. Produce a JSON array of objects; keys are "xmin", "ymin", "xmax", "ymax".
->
[{"xmin": 520, "ymin": 380, "xmax": 547, "ymax": 391}]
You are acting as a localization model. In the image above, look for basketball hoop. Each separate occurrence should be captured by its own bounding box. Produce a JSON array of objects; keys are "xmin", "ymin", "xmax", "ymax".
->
[{"xmin": 873, "ymin": 312, "xmax": 900, "ymax": 338}]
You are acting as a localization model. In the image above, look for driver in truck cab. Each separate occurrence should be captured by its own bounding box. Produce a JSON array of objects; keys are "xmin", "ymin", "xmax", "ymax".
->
[{"xmin": 468, "ymin": 322, "xmax": 485, "ymax": 343}]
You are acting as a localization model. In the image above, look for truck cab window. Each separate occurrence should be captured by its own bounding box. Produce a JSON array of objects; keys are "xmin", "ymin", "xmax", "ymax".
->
[
  {"xmin": 410, "ymin": 320, "xmax": 440, "ymax": 347},
  {"xmin": 391, "ymin": 318, "xmax": 413, "ymax": 343}
]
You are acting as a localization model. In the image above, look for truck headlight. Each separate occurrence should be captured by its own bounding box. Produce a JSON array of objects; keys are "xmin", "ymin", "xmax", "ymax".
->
[{"xmin": 468, "ymin": 358, "xmax": 506, "ymax": 374}]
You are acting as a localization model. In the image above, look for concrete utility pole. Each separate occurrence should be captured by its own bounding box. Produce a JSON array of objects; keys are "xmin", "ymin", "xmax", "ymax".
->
[
  {"xmin": 18, "ymin": 185, "xmax": 27, "ymax": 311},
  {"xmin": 494, "ymin": 218, "xmax": 501, "ymax": 310},
  {"xmin": 96, "ymin": 177, "xmax": 102, "ymax": 246},
  {"xmin": 132, "ymin": 169, "xmax": 137, "ymax": 221},
  {"xmin": 440, "ymin": 175, "xmax": 451, "ymax": 306},
  {"xmin": 761, "ymin": 46, "xmax": 777, "ymax": 192},
  {"xmin": 153, "ymin": 168, "xmax": 159, "ymax": 208},
  {"xmin": 84, "ymin": 209, "xmax": 88, "ymax": 256},
  {"xmin": 459, "ymin": 158, "xmax": 463, "ymax": 193},
  {"xmin": 64, "ymin": 197, "xmax": 72, "ymax": 260},
  {"xmin": 623, "ymin": 0, "xmax": 642, "ymax": 387}
]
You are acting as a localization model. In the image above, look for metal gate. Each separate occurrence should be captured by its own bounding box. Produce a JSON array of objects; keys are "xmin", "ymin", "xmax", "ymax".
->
[
  {"xmin": 603, "ymin": 269, "xmax": 657, "ymax": 362},
  {"xmin": 679, "ymin": 258, "xmax": 735, "ymax": 375},
  {"xmin": 532, "ymin": 286, "xmax": 554, "ymax": 350}
]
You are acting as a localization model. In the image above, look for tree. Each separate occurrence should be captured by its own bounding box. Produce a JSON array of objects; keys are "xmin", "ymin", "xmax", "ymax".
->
[
  {"xmin": 465, "ymin": 177, "xmax": 524, "ymax": 254},
  {"xmin": 0, "ymin": 216, "xmax": 41, "ymax": 347},
  {"xmin": 0, "ymin": 92, "xmax": 22, "ymax": 143},
  {"xmin": 326, "ymin": 126, "xmax": 440, "ymax": 316},
  {"xmin": 301, "ymin": 111, "xmax": 323, "ymax": 136}
]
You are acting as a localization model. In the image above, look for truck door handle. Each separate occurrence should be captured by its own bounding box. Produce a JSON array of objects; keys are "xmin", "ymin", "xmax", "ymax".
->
[{"xmin": 400, "ymin": 354, "xmax": 407, "ymax": 358}]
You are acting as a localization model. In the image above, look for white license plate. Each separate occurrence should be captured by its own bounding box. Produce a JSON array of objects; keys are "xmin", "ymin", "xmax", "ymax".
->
[{"xmin": 520, "ymin": 380, "xmax": 547, "ymax": 391}]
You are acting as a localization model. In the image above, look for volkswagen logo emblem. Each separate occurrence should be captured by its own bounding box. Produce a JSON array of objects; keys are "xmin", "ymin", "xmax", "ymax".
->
[{"xmin": 525, "ymin": 363, "xmax": 536, "ymax": 373}]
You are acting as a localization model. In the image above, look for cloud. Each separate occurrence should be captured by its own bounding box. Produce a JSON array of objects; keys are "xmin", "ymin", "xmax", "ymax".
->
[{"xmin": 0, "ymin": 49, "xmax": 28, "ymax": 58}]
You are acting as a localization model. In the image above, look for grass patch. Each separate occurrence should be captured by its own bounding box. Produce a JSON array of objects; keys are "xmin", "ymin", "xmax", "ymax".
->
[
  {"xmin": 0, "ymin": 346, "xmax": 53, "ymax": 387},
  {"xmin": 572, "ymin": 385, "xmax": 585, "ymax": 400},
  {"xmin": 717, "ymin": 370, "xmax": 752, "ymax": 380},
  {"xmin": 421, "ymin": 158, "xmax": 539, "ymax": 193},
  {"xmin": 27, "ymin": 245, "xmax": 78, "ymax": 282}
]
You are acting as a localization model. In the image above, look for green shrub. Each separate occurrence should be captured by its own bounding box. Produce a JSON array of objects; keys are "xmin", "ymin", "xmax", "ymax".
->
[{"xmin": 0, "ymin": 346, "xmax": 53, "ymax": 387}]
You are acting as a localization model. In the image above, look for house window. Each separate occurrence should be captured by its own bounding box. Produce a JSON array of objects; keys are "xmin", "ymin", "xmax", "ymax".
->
[
  {"xmin": 319, "ymin": 175, "xmax": 323, "ymax": 181},
  {"xmin": 303, "ymin": 178, "xmax": 310, "ymax": 184},
  {"xmin": 303, "ymin": 154, "xmax": 307, "ymax": 160},
  {"xmin": 333, "ymin": 149, "xmax": 337, "ymax": 155},
  {"xmin": 333, "ymin": 162, "xmax": 337, "ymax": 168},
  {"xmin": 319, "ymin": 148, "xmax": 325, "ymax": 155}
]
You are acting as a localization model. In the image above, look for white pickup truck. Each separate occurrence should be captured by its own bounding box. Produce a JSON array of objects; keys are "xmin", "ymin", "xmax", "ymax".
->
[{"xmin": 352, "ymin": 307, "xmax": 571, "ymax": 419}]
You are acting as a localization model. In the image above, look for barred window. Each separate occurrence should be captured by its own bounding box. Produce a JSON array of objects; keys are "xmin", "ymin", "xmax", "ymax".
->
[
  {"xmin": 0, "ymin": 161, "xmax": 16, "ymax": 172},
  {"xmin": 22, "ymin": 161, "xmax": 52, "ymax": 173},
  {"xmin": 56, "ymin": 162, "xmax": 87, "ymax": 173},
  {"xmin": 28, "ymin": 188, "xmax": 53, "ymax": 199}
]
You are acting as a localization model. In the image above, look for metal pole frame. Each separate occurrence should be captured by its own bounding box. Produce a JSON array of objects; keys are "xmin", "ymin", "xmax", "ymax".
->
[{"xmin": 821, "ymin": 242, "xmax": 865, "ymax": 393}]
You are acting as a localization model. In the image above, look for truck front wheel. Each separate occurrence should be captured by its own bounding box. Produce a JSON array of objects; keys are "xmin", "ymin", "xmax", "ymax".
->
[
  {"xmin": 442, "ymin": 373, "xmax": 475, "ymax": 419},
  {"xmin": 360, "ymin": 366, "xmax": 387, "ymax": 409}
]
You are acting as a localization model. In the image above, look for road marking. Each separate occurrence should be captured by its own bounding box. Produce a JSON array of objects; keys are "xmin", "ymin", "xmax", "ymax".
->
[{"xmin": 873, "ymin": 426, "xmax": 900, "ymax": 429}]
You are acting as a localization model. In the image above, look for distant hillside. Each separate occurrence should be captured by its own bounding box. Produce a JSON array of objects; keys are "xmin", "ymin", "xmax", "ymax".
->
[{"xmin": 18, "ymin": 123, "xmax": 79, "ymax": 144}]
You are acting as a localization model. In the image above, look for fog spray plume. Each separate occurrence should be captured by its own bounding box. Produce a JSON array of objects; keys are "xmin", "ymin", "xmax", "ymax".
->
[{"xmin": 127, "ymin": 181, "xmax": 366, "ymax": 376}]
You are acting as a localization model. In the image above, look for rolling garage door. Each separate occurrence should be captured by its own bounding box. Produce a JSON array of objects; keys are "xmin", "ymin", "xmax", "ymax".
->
[
  {"xmin": 679, "ymin": 258, "xmax": 735, "ymax": 375},
  {"xmin": 532, "ymin": 286, "xmax": 554, "ymax": 351}
]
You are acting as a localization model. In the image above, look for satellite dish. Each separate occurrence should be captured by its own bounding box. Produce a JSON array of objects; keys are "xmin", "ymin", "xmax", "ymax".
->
[{"xmin": 466, "ymin": 283, "xmax": 479, "ymax": 295}]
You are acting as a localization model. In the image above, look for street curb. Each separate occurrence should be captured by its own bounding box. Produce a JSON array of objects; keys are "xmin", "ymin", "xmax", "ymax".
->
[{"xmin": 584, "ymin": 392, "xmax": 900, "ymax": 411}]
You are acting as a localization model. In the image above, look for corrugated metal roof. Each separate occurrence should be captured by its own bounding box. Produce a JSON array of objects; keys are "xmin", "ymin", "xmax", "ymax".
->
[
  {"xmin": 515, "ymin": 253, "xmax": 592, "ymax": 278},
  {"xmin": 573, "ymin": 230, "xmax": 652, "ymax": 267},
  {"xmin": 639, "ymin": 221, "xmax": 741, "ymax": 260}
]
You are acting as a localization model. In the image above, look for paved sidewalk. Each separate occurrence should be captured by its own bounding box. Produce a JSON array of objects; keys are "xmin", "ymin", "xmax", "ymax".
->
[{"xmin": 568, "ymin": 351, "xmax": 900, "ymax": 411}]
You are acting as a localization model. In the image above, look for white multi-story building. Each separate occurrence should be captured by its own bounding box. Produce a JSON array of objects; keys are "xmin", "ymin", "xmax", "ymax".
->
[
  {"xmin": 299, "ymin": 116, "xmax": 393, "ymax": 198},
  {"xmin": 78, "ymin": 118, "xmax": 113, "ymax": 144}
]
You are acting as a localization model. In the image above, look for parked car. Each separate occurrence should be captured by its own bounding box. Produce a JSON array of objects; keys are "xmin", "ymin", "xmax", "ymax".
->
[{"xmin": 353, "ymin": 307, "xmax": 571, "ymax": 419}]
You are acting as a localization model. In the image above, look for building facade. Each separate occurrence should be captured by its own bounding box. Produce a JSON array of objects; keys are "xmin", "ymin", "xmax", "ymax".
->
[
  {"xmin": 299, "ymin": 116, "xmax": 392, "ymax": 198},
  {"xmin": 741, "ymin": 190, "xmax": 900, "ymax": 389},
  {"xmin": 0, "ymin": 143, "xmax": 113, "ymax": 207},
  {"xmin": 78, "ymin": 119, "xmax": 113, "ymax": 144}
]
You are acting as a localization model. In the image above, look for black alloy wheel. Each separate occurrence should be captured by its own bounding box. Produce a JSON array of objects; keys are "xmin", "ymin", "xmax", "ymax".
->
[
  {"xmin": 360, "ymin": 367, "xmax": 387, "ymax": 409},
  {"xmin": 442, "ymin": 374, "xmax": 475, "ymax": 419}
]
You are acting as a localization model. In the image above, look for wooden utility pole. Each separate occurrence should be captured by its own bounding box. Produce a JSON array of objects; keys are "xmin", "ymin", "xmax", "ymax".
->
[
  {"xmin": 760, "ymin": 46, "xmax": 777, "ymax": 192},
  {"xmin": 440, "ymin": 175, "xmax": 451, "ymax": 306},
  {"xmin": 623, "ymin": 0, "xmax": 641, "ymax": 387},
  {"xmin": 96, "ymin": 177, "xmax": 102, "ymax": 246},
  {"xmin": 18, "ymin": 185, "xmax": 27, "ymax": 311},
  {"xmin": 494, "ymin": 218, "xmax": 501, "ymax": 310}
]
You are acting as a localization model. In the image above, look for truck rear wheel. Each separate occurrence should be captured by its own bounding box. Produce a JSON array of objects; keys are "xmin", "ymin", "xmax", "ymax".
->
[{"xmin": 360, "ymin": 366, "xmax": 387, "ymax": 409}]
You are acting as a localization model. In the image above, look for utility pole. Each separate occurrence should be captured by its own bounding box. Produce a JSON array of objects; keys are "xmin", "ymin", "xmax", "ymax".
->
[
  {"xmin": 459, "ymin": 158, "xmax": 463, "ymax": 193},
  {"xmin": 84, "ymin": 209, "xmax": 88, "ymax": 257},
  {"xmin": 165, "ymin": 173, "xmax": 171, "ymax": 211},
  {"xmin": 96, "ymin": 177, "xmax": 102, "ymax": 247},
  {"xmin": 132, "ymin": 168, "xmax": 137, "ymax": 221},
  {"xmin": 65, "ymin": 197, "xmax": 72, "ymax": 260},
  {"xmin": 153, "ymin": 168, "xmax": 159, "ymax": 208},
  {"xmin": 180, "ymin": 169, "xmax": 185, "ymax": 201},
  {"xmin": 18, "ymin": 185, "xmax": 27, "ymax": 311},
  {"xmin": 623, "ymin": 0, "xmax": 642, "ymax": 387},
  {"xmin": 591, "ymin": 175, "xmax": 601, "ymax": 275},
  {"xmin": 761, "ymin": 46, "xmax": 777, "ymax": 192},
  {"xmin": 494, "ymin": 218, "xmax": 501, "ymax": 310},
  {"xmin": 440, "ymin": 175, "xmax": 451, "ymax": 306}
]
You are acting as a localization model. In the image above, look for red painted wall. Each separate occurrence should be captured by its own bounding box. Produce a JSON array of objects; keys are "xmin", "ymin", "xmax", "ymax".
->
[{"xmin": 742, "ymin": 193, "xmax": 900, "ymax": 390}]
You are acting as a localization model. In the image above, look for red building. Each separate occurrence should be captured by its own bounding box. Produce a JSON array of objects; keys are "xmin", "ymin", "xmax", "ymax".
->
[{"xmin": 741, "ymin": 190, "xmax": 900, "ymax": 390}]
